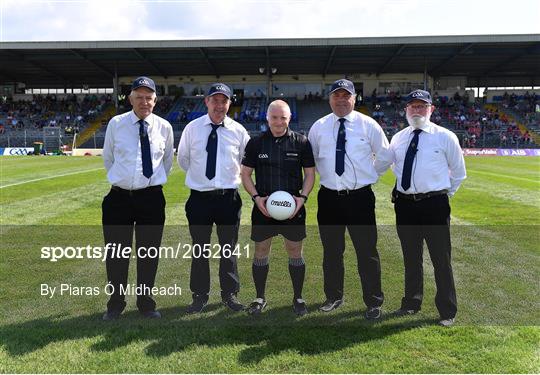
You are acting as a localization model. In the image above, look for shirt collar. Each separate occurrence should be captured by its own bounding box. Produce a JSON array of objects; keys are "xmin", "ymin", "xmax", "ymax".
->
[
  {"xmin": 265, "ymin": 127, "xmax": 290, "ymax": 139},
  {"xmin": 206, "ymin": 114, "xmax": 230, "ymax": 128},
  {"xmin": 332, "ymin": 110, "xmax": 356, "ymax": 124},
  {"xmin": 407, "ymin": 121, "xmax": 434, "ymax": 134},
  {"xmin": 130, "ymin": 110, "xmax": 152, "ymax": 126}
]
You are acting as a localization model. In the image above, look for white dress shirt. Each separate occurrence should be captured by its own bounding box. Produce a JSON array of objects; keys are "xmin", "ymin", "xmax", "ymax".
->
[
  {"xmin": 177, "ymin": 114, "xmax": 250, "ymax": 191},
  {"xmin": 376, "ymin": 121, "xmax": 467, "ymax": 196},
  {"xmin": 308, "ymin": 110, "xmax": 389, "ymax": 190},
  {"xmin": 103, "ymin": 110, "xmax": 174, "ymax": 190}
]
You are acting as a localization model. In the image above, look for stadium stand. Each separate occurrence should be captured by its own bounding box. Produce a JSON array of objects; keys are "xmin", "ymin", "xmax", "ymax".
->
[
  {"xmin": 0, "ymin": 94, "xmax": 114, "ymax": 148},
  {"xmin": 358, "ymin": 90, "xmax": 539, "ymax": 148},
  {"xmin": 1, "ymin": 90, "xmax": 538, "ymax": 150}
]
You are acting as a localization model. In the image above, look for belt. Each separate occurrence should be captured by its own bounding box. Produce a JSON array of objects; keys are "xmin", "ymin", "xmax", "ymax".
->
[
  {"xmin": 396, "ymin": 190, "xmax": 448, "ymax": 202},
  {"xmin": 320, "ymin": 185, "xmax": 371, "ymax": 196},
  {"xmin": 191, "ymin": 188, "xmax": 237, "ymax": 196},
  {"xmin": 259, "ymin": 191, "xmax": 299, "ymax": 197},
  {"xmin": 111, "ymin": 185, "xmax": 162, "ymax": 195}
]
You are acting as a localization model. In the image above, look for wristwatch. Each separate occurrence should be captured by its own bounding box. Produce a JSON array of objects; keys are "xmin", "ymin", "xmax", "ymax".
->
[
  {"xmin": 251, "ymin": 194, "xmax": 260, "ymax": 202},
  {"xmin": 299, "ymin": 194, "xmax": 308, "ymax": 202}
]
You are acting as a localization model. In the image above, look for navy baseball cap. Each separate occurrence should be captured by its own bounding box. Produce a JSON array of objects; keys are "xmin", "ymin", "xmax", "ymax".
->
[
  {"xmin": 132, "ymin": 76, "xmax": 156, "ymax": 92},
  {"xmin": 207, "ymin": 83, "xmax": 232, "ymax": 99},
  {"xmin": 330, "ymin": 79, "xmax": 355, "ymax": 95},
  {"xmin": 406, "ymin": 89, "xmax": 432, "ymax": 104}
]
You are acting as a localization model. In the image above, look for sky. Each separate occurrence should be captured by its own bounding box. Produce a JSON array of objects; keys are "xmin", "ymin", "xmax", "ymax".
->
[{"xmin": 0, "ymin": 0, "xmax": 539, "ymax": 42}]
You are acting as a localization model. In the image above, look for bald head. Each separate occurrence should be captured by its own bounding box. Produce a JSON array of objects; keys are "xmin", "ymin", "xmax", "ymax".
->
[
  {"xmin": 266, "ymin": 99, "xmax": 291, "ymax": 137},
  {"xmin": 267, "ymin": 100, "xmax": 291, "ymax": 118}
]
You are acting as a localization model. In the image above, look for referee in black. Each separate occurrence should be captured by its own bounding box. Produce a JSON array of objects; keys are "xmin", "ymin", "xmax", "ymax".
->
[{"xmin": 241, "ymin": 100, "xmax": 315, "ymax": 316}]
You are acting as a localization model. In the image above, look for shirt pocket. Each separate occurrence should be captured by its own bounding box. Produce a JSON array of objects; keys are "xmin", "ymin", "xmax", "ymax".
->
[
  {"xmin": 153, "ymin": 136, "xmax": 166, "ymax": 159},
  {"xmin": 115, "ymin": 134, "xmax": 137, "ymax": 159},
  {"xmin": 418, "ymin": 145, "xmax": 446, "ymax": 171},
  {"xmin": 191, "ymin": 135, "xmax": 208, "ymax": 161},
  {"xmin": 317, "ymin": 136, "xmax": 336, "ymax": 159},
  {"xmin": 284, "ymin": 149, "xmax": 300, "ymax": 176},
  {"xmin": 346, "ymin": 134, "xmax": 371, "ymax": 155},
  {"xmin": 224, "ymin": 144, "xmax": 241, "ymax": 172}
]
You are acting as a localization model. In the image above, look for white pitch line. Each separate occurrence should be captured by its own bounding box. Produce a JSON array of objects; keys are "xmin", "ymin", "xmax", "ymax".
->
[
  {"xmin": 0, "ymin": 167, "xmax": 103, "ymax": 189},
  {"xmin": 469, "ymin": 169, "xmax": 540, "ymax": 184}
]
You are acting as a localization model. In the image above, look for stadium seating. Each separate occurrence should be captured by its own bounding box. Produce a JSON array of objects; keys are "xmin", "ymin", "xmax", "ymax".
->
[
  {"xmin": 0, "ymin": 94, "xmax": 113, "ymax": 148},
  {"xmin": 1, "ymin": 91, "xmax": 538, "ymax": 150}
]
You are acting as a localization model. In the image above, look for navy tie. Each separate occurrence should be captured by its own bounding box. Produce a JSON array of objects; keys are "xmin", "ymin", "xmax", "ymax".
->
[
  {"xmin": 205, "ymin": 123, "xmax": 221, "ymax": 180},
  {"xmin": 139, "ymin": 120, "xmax": 153, "ymax": 179},
  {"xmin": 401, "ymin": 128, "xmax": 422, "ymax": 191},
  {"xmin": 335, "ymin": 118, "xmax": 346, "ymax": 176}
]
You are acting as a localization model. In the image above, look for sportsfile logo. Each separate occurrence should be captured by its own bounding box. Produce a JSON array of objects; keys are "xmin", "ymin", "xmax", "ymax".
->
[{"xmin": 270, "ymin": 199, "xmax": 292, "ymax": 208}]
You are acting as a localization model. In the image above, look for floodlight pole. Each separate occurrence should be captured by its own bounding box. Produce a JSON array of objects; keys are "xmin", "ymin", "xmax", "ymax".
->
[
  {"xmin": 423, "ymin": 57, "xmax": 428, "ymax": 91},
  {"xmin": 113, "ymin": 64, "xmax": 119, "ymax": 112}
]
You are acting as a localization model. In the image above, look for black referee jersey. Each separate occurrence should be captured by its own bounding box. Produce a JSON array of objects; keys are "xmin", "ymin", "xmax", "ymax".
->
[{"xmin": 242, "ymin": 128, "xmax": 315, "ymax": 195}]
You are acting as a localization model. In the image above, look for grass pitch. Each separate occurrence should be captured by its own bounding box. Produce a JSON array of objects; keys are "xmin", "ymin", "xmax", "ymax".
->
[{"xmin": 0, "ymin": 155, "xmax": 539, "ymax": 373}]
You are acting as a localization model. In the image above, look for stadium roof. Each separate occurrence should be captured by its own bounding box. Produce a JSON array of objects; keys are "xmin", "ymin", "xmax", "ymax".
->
[{"xmin": 1, "ymin": 34, "xmax": 539, "ymax": 88}]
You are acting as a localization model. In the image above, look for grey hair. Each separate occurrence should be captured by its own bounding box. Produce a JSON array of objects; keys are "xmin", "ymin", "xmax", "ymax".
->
[{"xmin": 129, "ymin": 90, "xmax": 157, "ymax": 100}]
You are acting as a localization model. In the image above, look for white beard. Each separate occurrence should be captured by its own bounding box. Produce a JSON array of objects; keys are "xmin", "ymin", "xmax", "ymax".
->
[{"xmin": 406, "ymin": 114, "xmax": 428, "ymax": 129}]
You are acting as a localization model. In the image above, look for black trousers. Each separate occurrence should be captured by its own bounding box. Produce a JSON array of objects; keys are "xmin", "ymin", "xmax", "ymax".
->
[
  {"xmin": 395, "ymin": 194, "xmax": 457, "ymax": 319},
  {"xmin": 185, "ymin": 190, "xmax": 242, "ymax": 299},
  {"xmin": 102, "ymin": 186, "xmax": 165, "ymax": 313},
  {"xmin": 317, "ymin": 186, "xmax": 384, "ymax": 307}
]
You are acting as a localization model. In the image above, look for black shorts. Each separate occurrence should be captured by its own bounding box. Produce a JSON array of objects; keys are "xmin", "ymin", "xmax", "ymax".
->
[{"xmin": 250, "ymin": 204, "xmax": 306, "ymax": 242}]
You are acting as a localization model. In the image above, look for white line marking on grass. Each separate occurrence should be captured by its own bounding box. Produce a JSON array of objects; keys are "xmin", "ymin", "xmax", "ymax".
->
[
  {"xmin": 0, "ymin": 168, "xmax": 103, "ymax": 189},
  {"xmin": 469, "ymin": 169, "xmax": 540, "ymax": 184}
]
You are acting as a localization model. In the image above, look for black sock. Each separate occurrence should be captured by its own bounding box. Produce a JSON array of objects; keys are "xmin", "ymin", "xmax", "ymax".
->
[
  {"xmin": 288, "ymin": 257, "xmax": 305, "ymax": 300},
  {"xmin": 252, "ymin": 257, "xmax": 269, "ymax": 300}
]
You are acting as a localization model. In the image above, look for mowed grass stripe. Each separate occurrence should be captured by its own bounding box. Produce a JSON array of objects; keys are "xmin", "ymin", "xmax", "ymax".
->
[
  {"xmin": 0, "ymin": 167, "xmax": 107, "ymax": 205},
  {"xmin": 0, "ymin": 167, "xmax": 103, "ymax": 189},
  {"xmin": 0, "ymin": 156, "xmax": 104, "ymax": 183},
  {"xmin": 0, "ymin": 324, "xmax": 537, "ymax": 373},
  {"xmin": 1, "ymin": 156, "xmax": 539, "ymax": 373},
  {"xmin": 1, "ymin": 223, "xmax": 537, "ymax": 325},
  {"xmin": 2, "ymin": 157, "xmax": 538, "ymax": 226},
  {"xmin": 452, "ymin": 188, "xmax": 539, "ymax": 225},
  {"xmin": 465, "ymin": 156, "xmax": 540, "ymax": 180},
  {"xmin": 469, "ymin": 169, "xmax": 540, "ymax": 186},
  {"xmin": 462, "ymin": 177, "xmax": 540, "ymax": 208},
  {"xmin": 1, "ymin": 182, "xmax": 109, "ymax": 225}
]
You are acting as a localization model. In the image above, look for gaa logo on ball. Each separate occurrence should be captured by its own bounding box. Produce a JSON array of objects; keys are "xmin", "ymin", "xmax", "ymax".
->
[{"xmin": 266, "ymin": 191, "xmax": 296, "ymax": 220}]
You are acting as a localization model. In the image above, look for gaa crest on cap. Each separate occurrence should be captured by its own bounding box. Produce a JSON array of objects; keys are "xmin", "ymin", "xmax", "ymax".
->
[
  {"xmin": 132, "ymin": 76, "xmax": 156, "ymax": 92},
  {"xmin": 207, "ymin": 83, "xmax": 232, "ymax": 99},
  {"xmin": 330, "ymin": 79, "xmax": 356, "ymax": 95},
  {"xmin": 406, "ymin": 89, "xmax": 432, "ymax": 104}
]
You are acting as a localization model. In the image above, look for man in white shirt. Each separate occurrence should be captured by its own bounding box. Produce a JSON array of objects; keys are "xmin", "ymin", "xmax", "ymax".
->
[
  {"xmin": 376, "ymin": 89, "xmax": 466, "ymax": 327},
  {"xmin": 308, "ymin": 79, "xmax": 389, "ymax": 320},
  {"xmin": 177, "ymin": 83, "xmax": 250, "ymax": 313},
  {"xmin": 102, "ymin": 76, "xmax": 174, "ymax": 321}
]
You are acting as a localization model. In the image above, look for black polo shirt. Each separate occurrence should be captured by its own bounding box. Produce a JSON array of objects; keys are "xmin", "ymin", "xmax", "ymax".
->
[{"xmin": 242, "ymin": 128, "xmax": 315, "ymax": 195}]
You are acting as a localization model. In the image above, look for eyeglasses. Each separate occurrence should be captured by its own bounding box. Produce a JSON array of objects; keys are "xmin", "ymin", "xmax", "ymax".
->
[{"xmin": 406, "ymin": 104, "xmax": 432, "ymax": 111}]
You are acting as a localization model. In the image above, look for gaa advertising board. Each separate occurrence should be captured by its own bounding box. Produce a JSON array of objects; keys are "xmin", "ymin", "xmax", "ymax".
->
[{"xmin": 0, "ymin": 147, "xmax": 35, "ymax": 156}]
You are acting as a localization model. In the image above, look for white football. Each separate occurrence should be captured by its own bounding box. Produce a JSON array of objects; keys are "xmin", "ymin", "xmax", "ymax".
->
[{"xmin": 266, "ymin": 191, "xmax": 296, "ymax": 220}]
